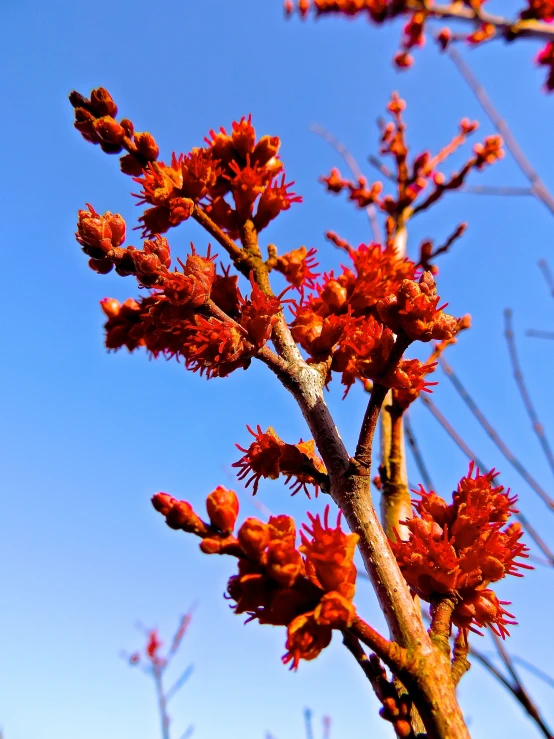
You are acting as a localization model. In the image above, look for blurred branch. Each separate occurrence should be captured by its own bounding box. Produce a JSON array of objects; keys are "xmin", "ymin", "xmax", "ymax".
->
[
  {"xmin": 166, "ymin": 665, "xmax": 194, "ymax": 703},
  {"xmin": 505, "ymin": 309, "xmax": 554, "ymax": 479},
  {"xmin": 304, "ymin": 708, "xmax": 314, "ymax": 739},
  {"xmin": 447, "ymin": 46, "xmax": 554, "ymax": 217},
  {"xmin": 438, "ymin": 355, "xmax": 554, "ymax": 512},
  {"xmin": 404, "ymin": 411, "xmax": 434, "ymax": 490},
  {"xmin": 527, "ymin": 329, "xmax": 554, "ymax": 340},
  {"xmin": 311, "ymin": 124, "xmax": 382, "ymax": 241}
]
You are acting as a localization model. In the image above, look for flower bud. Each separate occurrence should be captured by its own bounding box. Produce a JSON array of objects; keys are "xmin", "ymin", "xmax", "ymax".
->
[
  {"xmin": 120, "ymin": 153, "xmax": 144, "ymax": 176},
  {"xmin": 238, "ymin": 517, "xmax": 270, "ymax": 561},
  {"xmin": 206, "ymin": 486, "xmax": 239, "ymax": 534},
  {"xmin": 100, "ymin": 298, "xmax": 121, "ymax": 319},
  {"xmin": 120, "ymin": 118, "xmax": 134, "ymax": 137},
  {"xmin": 93, "ymin": 117, "xmax": 126, "ymax": 145},
  {"xmin": 151, "ymin": 492, "xmax": 174, "ymax": 515},
  {"xmin": 88, "ymin": 258, "xmax": 113, "ymax": 274},
  {"xmin": 134, "ymin": 132, "xmax": 160, "ymax": 161},
  {"xmin": 90, "ymin": 87, "xmax": 118, "ymax": 117}
]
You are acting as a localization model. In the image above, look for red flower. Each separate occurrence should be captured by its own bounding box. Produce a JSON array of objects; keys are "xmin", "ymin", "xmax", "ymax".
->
[
  {"xmin": 233, "ymin": 426, "xmax": 327, "ymax": 496},
  {"xmin": 282, "ymin": 613, "xmax": 332, "ymax": 670},
  {"xmin": 376, "ymin": 272, "xmax": 457, "ymax": 342},
  {"xmin": 300, "ymin": 505, "xmax": 358, "ymax": 600},
  {"xmin": 392, "ymin": 463, "xmax": 531, "ymax": 637}
]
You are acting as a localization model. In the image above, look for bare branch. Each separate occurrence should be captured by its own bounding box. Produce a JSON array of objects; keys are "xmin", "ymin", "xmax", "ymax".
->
[
  {"xmin": 504, "ymin": 309, "xmax": 554, "ymax": 479},
  {"xmin": 447, "ymin": 47, "xmax": 554, "ymax": 217},
  {"xmin": 404, "ymin": 412, "xmax": 434, "ymax": 490},
  {"xmin": 439, "ymin": 355, "xmax": 554, "ymax": 513},
  {"xmin": 311, "ymin": 123, "xmax": 382, "ymax": 242}
]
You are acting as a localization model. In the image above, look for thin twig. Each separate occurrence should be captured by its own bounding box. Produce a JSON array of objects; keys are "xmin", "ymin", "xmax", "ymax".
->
[
  {"xmin": 458, "ymin": 185, "xmax": 534, "ymax": 196},
  {"xmin": 404, "ymin": 412, "xmax": 434, "ymax": 491},
  {"xmin": 439, "ymin": 355, "xmax": 554, "ymax": 512},
  {"xmin": 311, "ymin": 124, "xmax": 382, "ymax": 242},
  {"xmin": 447, "ymin": 46, "xmax": 554, "ymax": 217},
  {"xmin": 491, "ymin": 632, "xmax": 554, "ymax": 739},
  {"xmin": 527, "ymin": 329, "xmax": 554, "ymax": 340},
  {"xmin": 505, "ymin": 309, "xmax": 554, "ymax": 479},
  {"xmin": 511, "ymin": 655, "xmax": 554, "ymax": 690},
  {"xmin": 304, "ymin": 708, "xmax": 314, "ymax": 739},
  {"xmin": 539, "ymin": 259, "xmax": 554, "ymax": 299}
]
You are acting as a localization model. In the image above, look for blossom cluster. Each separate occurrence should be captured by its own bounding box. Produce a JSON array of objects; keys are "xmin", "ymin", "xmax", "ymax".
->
[
  {"xmin": 391, "ymin": 463, "xmax": 532, "ymax": 638},
  {"xmin": 285, "ymin": 1, "xmax": 554, "ymax": 91},
  {"xmin": 291, "ymin": 249, "xmax": 457, "ymax": 397},
  {"xmin": 71, "ymin": 88, "xmax": 302, "ymax": 240},
  {"xmin": 69, "ymin": 88, "xmax": 160, "ymax": 175},
  {"xmin": 320, "ymin": 94, "xmax": 503, "ymax": 219},
  {"xmin": 152, "ymin": 489, "xmax": 359, "ymax": 669},
  {"xmin": 76, "ymin": 206, "xmax": 284, "ymax": 377},
  {"xmin": 233, "ymin": 425, "xmax": 328, "ymax": 497}
]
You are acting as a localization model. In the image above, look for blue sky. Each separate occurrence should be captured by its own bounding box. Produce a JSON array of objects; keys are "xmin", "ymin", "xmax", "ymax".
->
[{"xmin": 1, "ymin": 1, "xmax": 554, "ymax": 737}]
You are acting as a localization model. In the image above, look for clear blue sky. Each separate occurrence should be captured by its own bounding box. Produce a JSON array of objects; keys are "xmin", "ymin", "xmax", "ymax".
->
[{"xmin": 1, "ymin": 1, "xmax": 554, "ymax": 737}]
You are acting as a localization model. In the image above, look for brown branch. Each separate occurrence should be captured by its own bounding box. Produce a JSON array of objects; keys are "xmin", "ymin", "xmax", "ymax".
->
[
  {"xmin": 342, "ymin": 633, "xmax": 420, "ymax": 739},
  {"xmin": 447, "ymin": 46, "xmax": 554, "ymax": 217},
  {"xmin": 504, "ymin": 308, "xmax": 554, "ymax": 479},
  {"xmin": 355, "ymin": 334, "xmax": 413, "ymax": 470},
  {"xmin": 451, "ymin": 629, "xmax": 471, "ymax": 686},
  {"xmin": 380, "ymin": 404, "xmax": 413, "ymax": 541},
  {"xmin": 311, "ymin": 123, "xmax": 382, "ymax": 242},
  {"xmin": 421, "ymin": 394, "xmax": 554, "ymax": 567},
  {"xmin": 439, "ymin": 355, "xmax": 554, "ymax": 513},
  {"xmin": 406, "ymin": 1, "xmax": 554, "ymax": 41},
  {"xmin": 428, "ymin": 596, "xmax": 457, "ymax": 658}
]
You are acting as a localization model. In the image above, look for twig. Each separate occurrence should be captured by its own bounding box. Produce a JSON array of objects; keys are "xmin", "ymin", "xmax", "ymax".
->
[
  {"xmin": 447, "ymin": 46, "xmax": 554, "ymax": 217},
  {"xmin": 458, "ymin": 185, "xmax": 534, "ymax": 196},
  {"xmin": 504, "ymin": 309, "xmax": 554, "ymax": 479},
  {"xmin": 421, "ymin": 395, "xmax": 554, "ymax": 566},
  {"xmin": 527, "ymin": 329, "xmax": 554, "ymax": 340},
  {"xmin": 490, "ymin": 632, "xmax": 554, "ymax": 739},
  {"xmin": 439, "ymin": 355, "xmax": 554, "ymax": 512},
  {"xmin": 511, "ymin": 655, "xmax": 554, "ymax": 690},
  {"xmin": 304, "ymin": 708, "xmax": 314, "ymax": 739},
  {"xmin": 311, "ymin": 124, "xmax": 382, "ymax": 242},
  {"xmin": 404, "ymin": 412, "xmax": 434, "ymax": 490},
  {"xmin": 539, "ymin": 259, "xmax": 554, "ymax": 299},
  {"xmin": 355, "ymin": 335, "xmax": 412, "ymax": 469}
]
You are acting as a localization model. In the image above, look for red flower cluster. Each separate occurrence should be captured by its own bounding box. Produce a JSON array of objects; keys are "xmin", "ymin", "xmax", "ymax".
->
[
  {"xmin": 133, "ymin": 114, "xmax": 301, "ymax": 238},
  {"xmin": 287, "ymin": 2, "xmax": 554, "ymax": 92},
  {"xmin": 233, "ymin": 425, "xmax": 328, "ymax": 497},
  {"xmin": 76, "ymin": 206, "xmax": 284, "ymax": 378},
  {"xmin": 291, "ymin": 247, "xmax": 457, "ymax": 394},
  {"xmin": 272, "ymin": 245, "xmax": 320, "ymax": 295},
  {"xmin": 376, "ymin": 271, "xmax": 457, "ymax": 342},
  {"xmin": 69, "ymin": 88, "xmax": 159, "ymax": 175},
  {"xmin": 285, "ymin": 0, "xmax": 392, "ymax": 23},
  {"xmin": 320, "ymin": 95, "xmax": 500, "ymax": 219},
  {"xmin": 391, "ymin": 463, "xmax": 532, "ymax": 638},
  {"xmin": 152, "ymin": 490, "xmax": 359, "ymax": 669}
]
